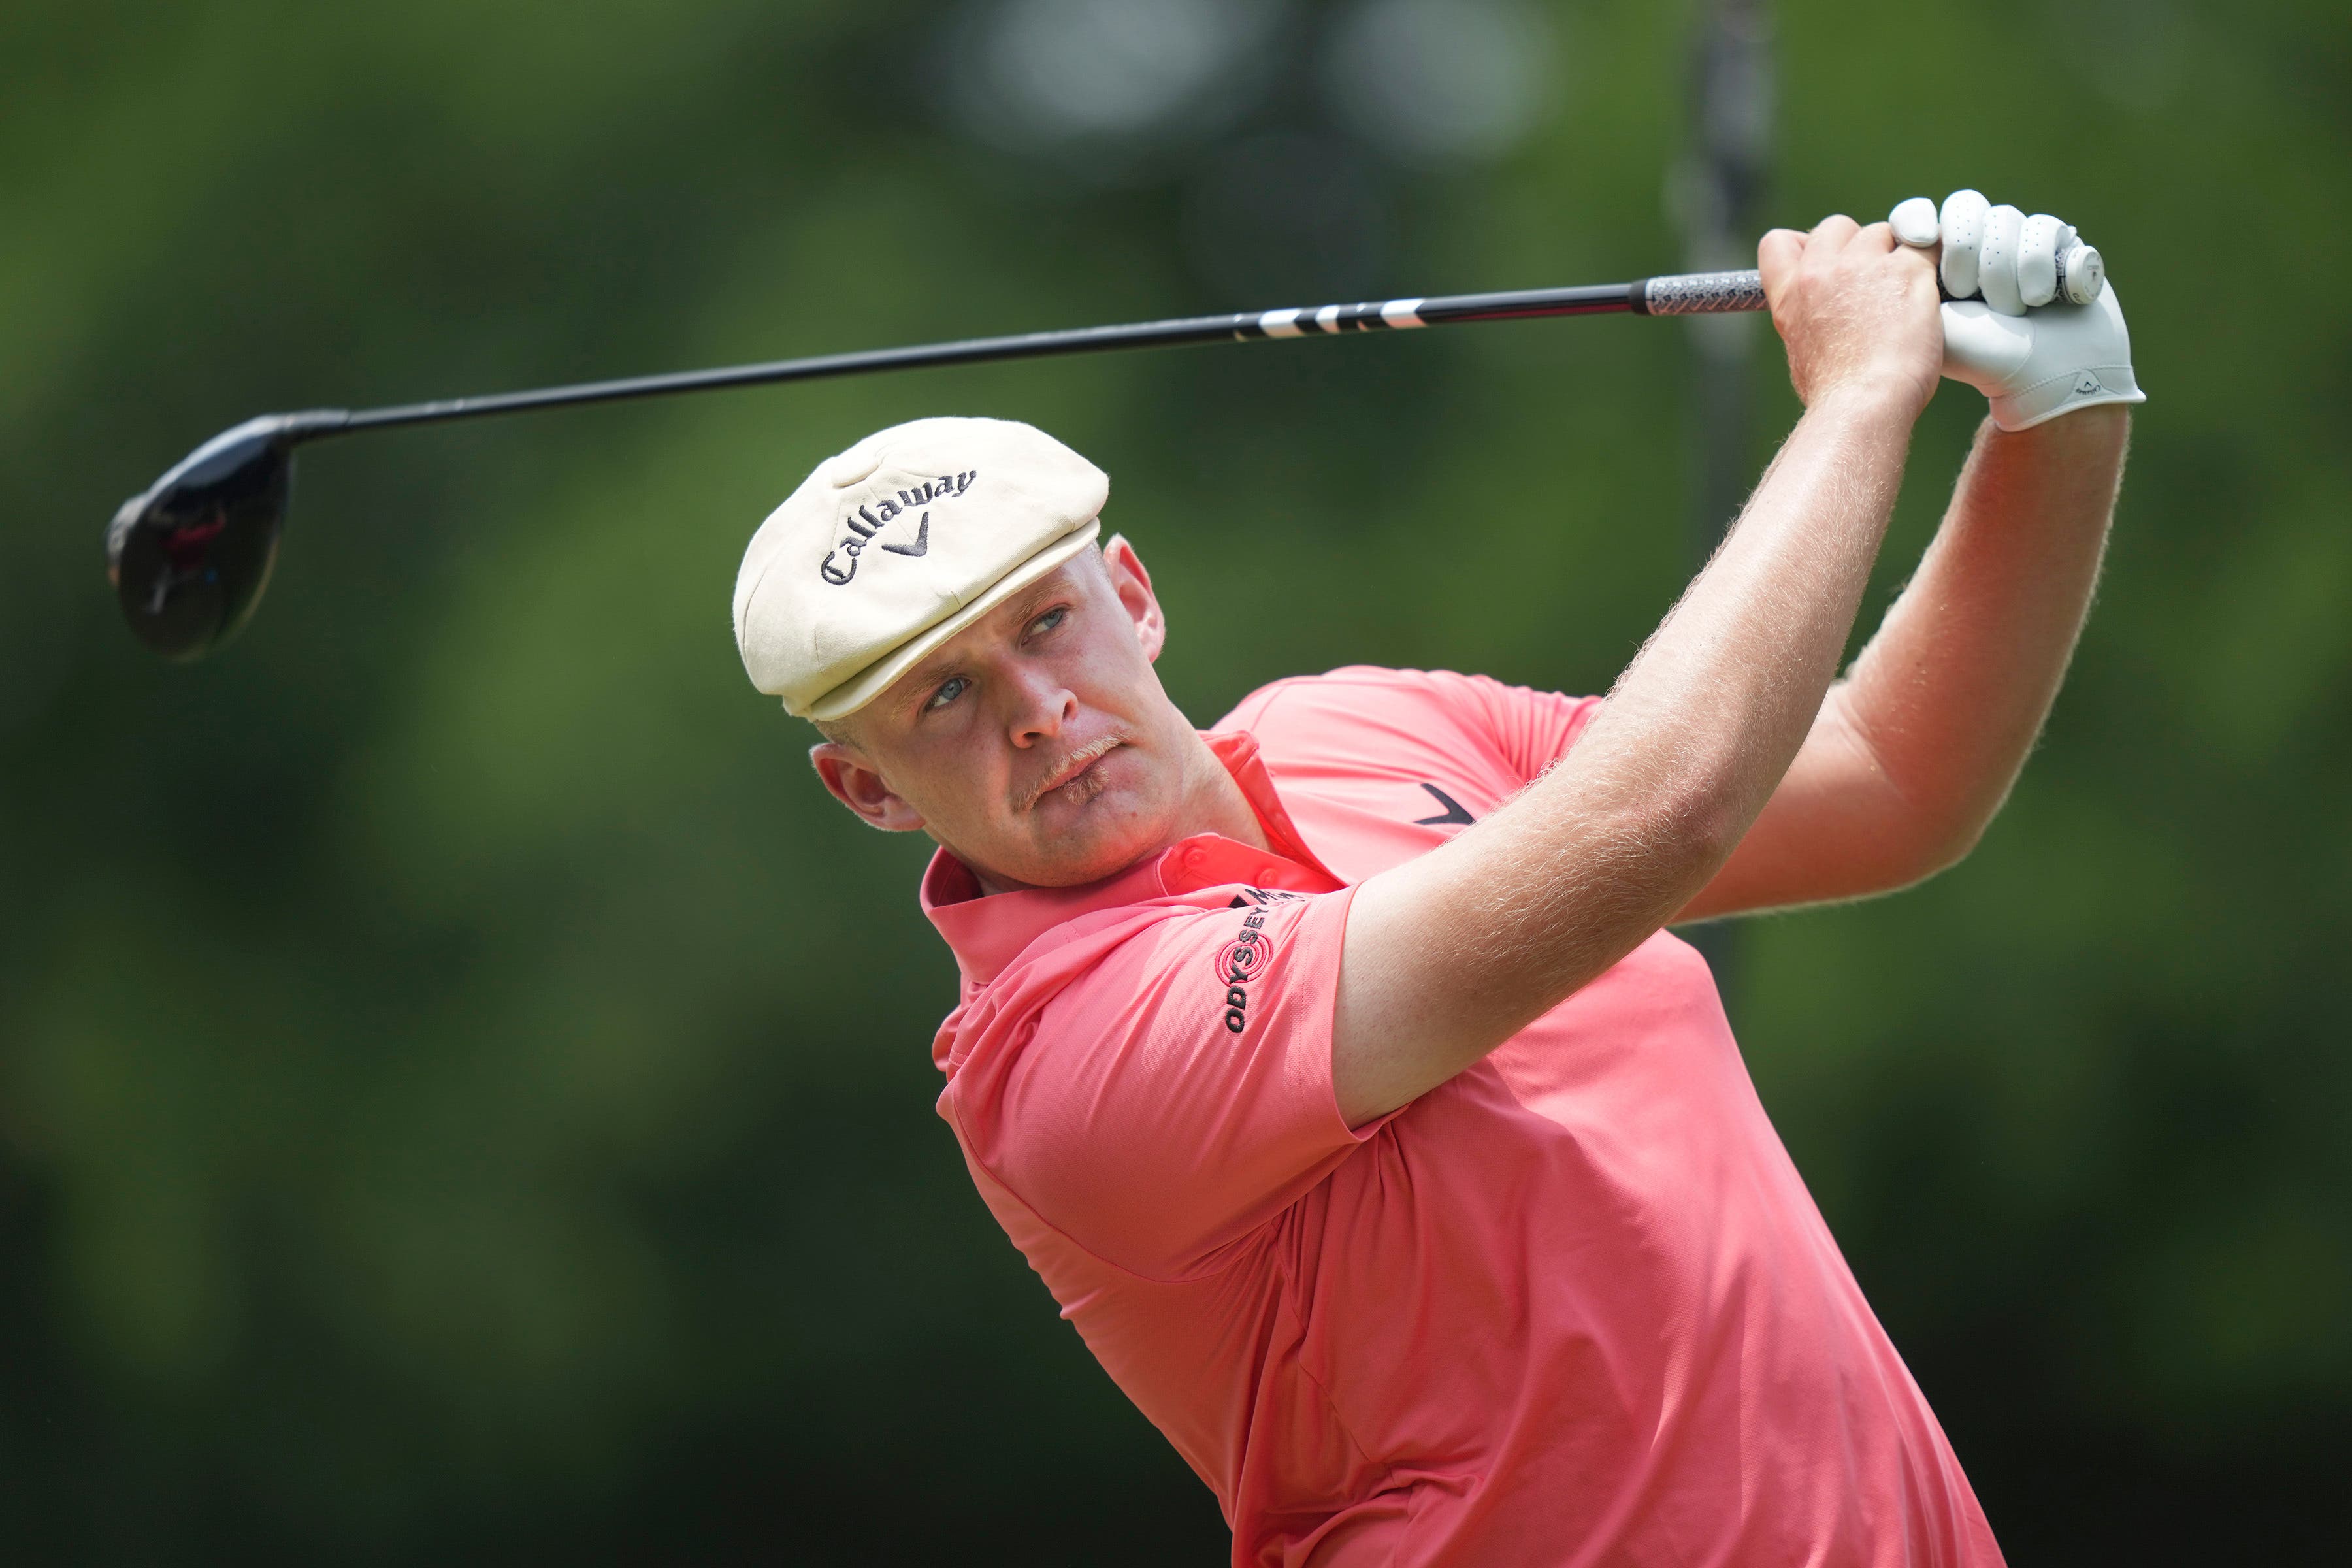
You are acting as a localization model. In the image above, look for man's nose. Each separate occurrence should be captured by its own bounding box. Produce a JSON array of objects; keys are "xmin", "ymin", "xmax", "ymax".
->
[{"xmin": 1005, "ymin": 668, "xmax": 1078, "ymax": 748}]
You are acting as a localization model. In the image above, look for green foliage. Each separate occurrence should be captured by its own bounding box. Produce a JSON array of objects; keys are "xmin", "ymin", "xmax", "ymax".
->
[{"xmin": 2, "ymin": 0, "xmax": 2346, "ymax": 1558}]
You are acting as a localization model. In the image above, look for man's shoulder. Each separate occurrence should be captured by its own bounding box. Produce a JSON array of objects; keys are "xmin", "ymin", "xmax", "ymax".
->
[
  {"xmin": 1214, "ymin": 666, "xmax": 1601, "ymax": 794},
  {"xmin": 1213, "ymin": 665, "xmax": 1497, "ymax": 733}
]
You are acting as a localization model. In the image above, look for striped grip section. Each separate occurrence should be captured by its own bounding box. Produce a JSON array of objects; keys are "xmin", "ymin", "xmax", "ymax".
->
[
  {"xmin": 1637, "ymin": 269, "xmax": 1767, "ymax": 315},
  {"xmin": 1235, "ymin": 298, "xmax": 1428, "ymax": 339}
]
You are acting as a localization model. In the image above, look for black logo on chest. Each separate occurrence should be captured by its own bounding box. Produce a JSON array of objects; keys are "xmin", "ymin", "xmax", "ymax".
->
[{"xmin": 1411, "ymin": 783, "xmax": 1476, "ymax": 827}]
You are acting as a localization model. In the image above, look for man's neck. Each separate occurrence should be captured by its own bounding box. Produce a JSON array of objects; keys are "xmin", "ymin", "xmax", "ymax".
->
[{"xmin": 1179, "ymin": 728, "xmax": 1273, "ymax": 855}]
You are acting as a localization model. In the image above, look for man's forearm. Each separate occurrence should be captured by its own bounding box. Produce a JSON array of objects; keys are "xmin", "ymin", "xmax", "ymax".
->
[
  {"xmin": 1832, "ymin": 406, "xmax": 2129, "ymax": 866},
  {"xmin": 1335, "ymin": 385, "xmax": 1918, "ymax": 1123}
]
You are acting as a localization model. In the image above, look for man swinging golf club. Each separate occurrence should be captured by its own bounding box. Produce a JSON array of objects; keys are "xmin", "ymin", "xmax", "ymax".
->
[{"xmin": 730, "ymin": 190, "xmax": 2138, "ymax": 1565}]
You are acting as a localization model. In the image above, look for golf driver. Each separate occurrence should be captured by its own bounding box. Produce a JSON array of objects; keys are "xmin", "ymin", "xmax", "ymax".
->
[{"xmin": 106, "ymin": 269, "xmax": 1780, "ymax": 661}]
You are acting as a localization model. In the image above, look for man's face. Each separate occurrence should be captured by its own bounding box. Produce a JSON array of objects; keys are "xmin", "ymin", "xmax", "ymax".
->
[{"xmin": 808, "ymin": 538, "xmax": 1209, "ymax": 890}]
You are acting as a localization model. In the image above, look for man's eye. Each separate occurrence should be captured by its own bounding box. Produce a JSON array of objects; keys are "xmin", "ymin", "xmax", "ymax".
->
[
  {"xmin": 926, "ymin": 676, "xmax": 969, "ymax": 711},
  {"xmin": 1029, "ymin": 607, "xmax": 1068, "ymax": 638}
]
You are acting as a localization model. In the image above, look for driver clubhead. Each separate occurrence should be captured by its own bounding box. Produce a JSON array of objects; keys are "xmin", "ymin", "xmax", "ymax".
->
[{"xmin": 106, "ymin": 414, "xmax": 323, "ymax": 660}]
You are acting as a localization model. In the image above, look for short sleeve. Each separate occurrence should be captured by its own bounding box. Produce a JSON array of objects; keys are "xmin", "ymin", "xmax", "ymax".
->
[{"xmin": 945, "ymin": 886, "xmax": 1369, "ymax": 1280}]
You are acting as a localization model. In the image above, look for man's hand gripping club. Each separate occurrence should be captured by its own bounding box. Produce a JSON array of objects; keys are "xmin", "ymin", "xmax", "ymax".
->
[{"xmin": 1329, "ymin": 216, "xmax": 1940, "ymax": 1127}]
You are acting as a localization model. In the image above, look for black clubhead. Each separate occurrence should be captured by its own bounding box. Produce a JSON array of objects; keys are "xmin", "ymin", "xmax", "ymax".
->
[{"xmin": 106, "ymin": 412, "xmax": 341, "ymax": 659}]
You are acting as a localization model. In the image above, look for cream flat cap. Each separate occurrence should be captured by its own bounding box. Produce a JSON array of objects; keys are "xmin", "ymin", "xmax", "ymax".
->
[{"xmin": 732, "ymin": 416, "xmax": 1107, "ymax": 719}]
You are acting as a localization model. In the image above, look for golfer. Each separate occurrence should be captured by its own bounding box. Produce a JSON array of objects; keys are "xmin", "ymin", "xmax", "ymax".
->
[{"xmin": 731, "ymin": 193, "xmax": 2138, "ymax": 1565}]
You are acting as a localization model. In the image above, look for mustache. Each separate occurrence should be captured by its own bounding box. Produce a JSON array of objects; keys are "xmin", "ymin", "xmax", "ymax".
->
[{"xmin": 1014, "ymin": 733, "xmax": 1126, "ymax": 813}]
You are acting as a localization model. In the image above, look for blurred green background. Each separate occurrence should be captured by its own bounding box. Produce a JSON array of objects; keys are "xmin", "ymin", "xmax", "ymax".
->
[{"xmin": 4, "ymin": 0, "xmax": 2347, "ymax": 1560}]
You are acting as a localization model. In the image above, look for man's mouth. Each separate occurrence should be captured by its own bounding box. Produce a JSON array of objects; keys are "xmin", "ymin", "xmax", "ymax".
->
[{"xmin": 1022, "ymin": 736, "xmax": 1124, "ymax": 811}]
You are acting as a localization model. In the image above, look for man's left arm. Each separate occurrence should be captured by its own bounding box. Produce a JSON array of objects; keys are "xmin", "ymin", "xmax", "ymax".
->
[{"xmin": 1677, "ymin": 404, "xmax": 2129, "ymax": 921}]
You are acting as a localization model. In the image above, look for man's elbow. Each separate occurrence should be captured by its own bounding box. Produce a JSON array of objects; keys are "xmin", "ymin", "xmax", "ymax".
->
[
  {"xmin": 1639, "ymin": 781, "xmax": 1760, "ymax": 894},
  {"xmin": 1894, "ymin": 802, "xmax": 2000, "ymax": 886}
]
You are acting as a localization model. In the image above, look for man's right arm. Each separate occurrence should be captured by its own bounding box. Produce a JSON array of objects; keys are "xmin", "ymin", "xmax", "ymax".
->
[{"xmin": 1330, "ymin": 215, "xmax": 1943, "ymax": 1128}]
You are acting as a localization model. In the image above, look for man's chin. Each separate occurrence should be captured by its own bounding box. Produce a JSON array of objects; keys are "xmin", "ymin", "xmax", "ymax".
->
[
  {"xmin": 1027, "ymin": 813, "xmax": 1165, "ymax": 889},
  {"xmin": 981, "ymin": 786, "xmax": 1172, "ymax": 890}
]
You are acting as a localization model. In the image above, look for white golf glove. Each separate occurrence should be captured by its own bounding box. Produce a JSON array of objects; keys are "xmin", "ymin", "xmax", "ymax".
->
[{"xmin": 1888, "ymin": 189, "xmax": 2146, "ymax": 431}]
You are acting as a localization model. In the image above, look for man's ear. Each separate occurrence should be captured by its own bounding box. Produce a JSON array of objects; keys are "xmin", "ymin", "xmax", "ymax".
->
[
  {"xmin": 810, "ymin": 740, "xmax": 928, "ymax": 832},
  {"xmin": 1100, "ymin": 533, "xmax": 1167, "ymax": 663}
]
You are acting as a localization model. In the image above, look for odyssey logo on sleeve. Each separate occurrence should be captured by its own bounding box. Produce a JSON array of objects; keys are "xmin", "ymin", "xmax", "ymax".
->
[
  {"xmin": 1212, "ymin": 905, "xmax": 1270, "ymax": 1034},
  {"xmin": 1207, "ymin": 889, "xmax": 1305, "ymax": 1033}
]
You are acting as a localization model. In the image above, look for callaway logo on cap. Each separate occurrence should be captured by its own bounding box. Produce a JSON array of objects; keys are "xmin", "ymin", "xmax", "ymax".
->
[
  {"xmin": 817, "ymin": 468, "xmax": 976, "ymax": 584},
  {"xmin": 732, "ymin": 416, "xmax": 1108, "ymax": 721}
]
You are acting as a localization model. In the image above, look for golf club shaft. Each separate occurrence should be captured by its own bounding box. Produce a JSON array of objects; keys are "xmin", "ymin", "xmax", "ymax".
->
[{"xmin": 321, "ymin": 269, "xmax": 1767, "ymax": 439}]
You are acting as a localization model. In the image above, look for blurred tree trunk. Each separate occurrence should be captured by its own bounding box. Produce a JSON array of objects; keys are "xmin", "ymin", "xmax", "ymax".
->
[{"xmin": 1677, "ymin": 0, "xmax": 1772, "ymax": 998}]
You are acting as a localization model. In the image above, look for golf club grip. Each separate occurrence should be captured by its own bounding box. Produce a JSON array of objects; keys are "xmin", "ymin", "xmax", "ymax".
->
[
  {"xmin": 1633, "ymin": 269, "xmax": 1768, "ymax": 316},
  {"xmin": 329, "ymin": 270, "xmax": 1770, "ymax": 436}
]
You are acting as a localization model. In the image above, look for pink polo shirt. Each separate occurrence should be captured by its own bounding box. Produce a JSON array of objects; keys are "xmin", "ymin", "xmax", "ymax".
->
[{"xmin": 925, "ymin": 666, "xmax": 2002, "ymax": 1568}]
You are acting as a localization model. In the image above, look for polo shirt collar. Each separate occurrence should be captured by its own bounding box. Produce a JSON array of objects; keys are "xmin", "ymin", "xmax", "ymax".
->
[{"xmin": 921, "ymin": 729, "xmax": 1343, "ymax": 987}]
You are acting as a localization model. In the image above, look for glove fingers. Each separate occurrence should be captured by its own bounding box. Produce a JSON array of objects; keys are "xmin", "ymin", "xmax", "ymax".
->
[
  {"xmin": 1978, "ymin": 204, "xmax": 2028, "ymax": 316},
  {"xmin": 2016, "ymin": 214, "xmax": 2065, "ymax": 308},
  {"xmin": 1938, "ymin": 189, "xmax": 1989, "ymax": 299}
]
